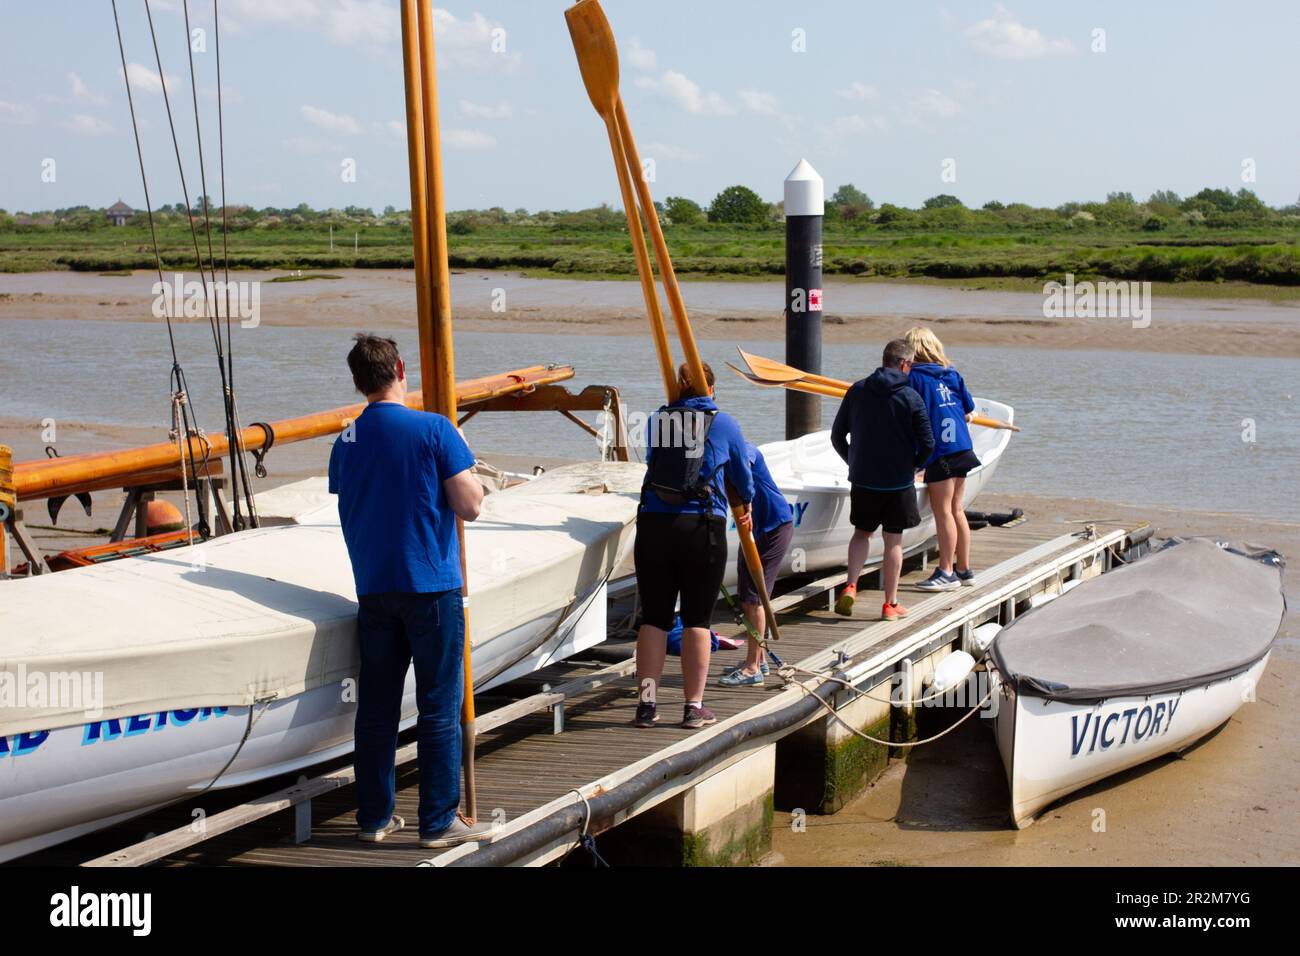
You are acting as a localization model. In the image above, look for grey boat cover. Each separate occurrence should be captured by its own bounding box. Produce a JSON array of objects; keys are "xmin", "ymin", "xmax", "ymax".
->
[{"xmin": 989, "ymin": 537, "xmax": 1286, "ymax": 703}]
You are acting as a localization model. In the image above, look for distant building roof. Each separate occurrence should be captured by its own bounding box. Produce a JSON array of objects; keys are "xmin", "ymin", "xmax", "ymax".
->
[{"xmin": 107, "ymin": 199, "xmax": 134, "ymax": 214}]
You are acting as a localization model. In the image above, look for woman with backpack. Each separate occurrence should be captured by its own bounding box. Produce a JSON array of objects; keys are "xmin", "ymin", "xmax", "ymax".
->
[
  {"xmin": 904, "ymin": 326, "xmax": 980, "ymax": 592},
  {"xmin": 634, "ymin": 361, "xmax": 755, "ymax": 730}
]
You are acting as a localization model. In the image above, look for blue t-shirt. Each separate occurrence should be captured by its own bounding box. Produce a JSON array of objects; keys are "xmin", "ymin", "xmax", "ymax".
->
[
  {"xmin": 907, "ymin": 363, "xmax": 975, "ymax": 465},
  {"xmin": 640, "ymin": 395, "xmax": 754, "ymax": 519},
  {"xmin": 747, "ymin": 444, "xmax": 794, "ymax": 534},
  {"xmin": 327, "ymin": 402, "xmax": 476, "ymax": 596}
]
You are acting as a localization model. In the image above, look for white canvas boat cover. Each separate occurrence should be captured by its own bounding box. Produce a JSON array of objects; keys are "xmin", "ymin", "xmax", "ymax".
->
[
  {"xmin": 990, "ymin": 537, "xmax": 1285, "ymax": 703},
  {"xmin": 0, "ymin": 469, "xmax": 637, "ymax": 736}
]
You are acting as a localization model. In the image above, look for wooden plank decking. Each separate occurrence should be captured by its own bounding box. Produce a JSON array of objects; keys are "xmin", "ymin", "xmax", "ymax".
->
[{"xmin": 14, "ymin": 511, "xmax": 1128, "ymax": 867}]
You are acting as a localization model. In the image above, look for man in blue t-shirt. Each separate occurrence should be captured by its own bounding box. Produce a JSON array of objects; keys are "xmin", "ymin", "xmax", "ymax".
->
[{"xmin": 328, "ymin": 333, "xmax": 493, "ymax": 849}]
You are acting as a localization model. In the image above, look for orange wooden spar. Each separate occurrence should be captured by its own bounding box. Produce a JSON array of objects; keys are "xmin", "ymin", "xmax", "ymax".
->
[
  {"xmin": 406, "ymin": 0, "xmax": 478, "ymax": 819},
  {"xmin": 11, "ymin": 364, "xmax": 575, "ymax": 501}
]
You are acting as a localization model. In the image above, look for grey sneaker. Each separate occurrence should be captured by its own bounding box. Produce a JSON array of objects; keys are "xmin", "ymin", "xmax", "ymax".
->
[
  {"xmin": 420, "ymin": 812, "xmax": 497, "ymax": 849},
  {"xmin": 682, "ymin": 704, "xmax": 718, "ymax": 729},
  {"xmin": 915, "ymin": 569, "xmax": 961, "ymax": 592},
  {"xmin": 358, "ymin": 815, "xmax": 405, "ymax": 843},
  {"xmin": 723, "ymin": 658, "xmax": 769, "ymax": 677},
  {"xmin": 718, "ymin": 667, "xmax": 765, "ymax": 687},
  {"xmin": 955, "ymin": 568, "xmax": 976, "ymax": 587}
]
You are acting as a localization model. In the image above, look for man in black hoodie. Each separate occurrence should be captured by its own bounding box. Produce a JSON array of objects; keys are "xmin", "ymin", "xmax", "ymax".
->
[{"xmin": 830, "ymin": 339, "xmax": 935, "ymax": 621}]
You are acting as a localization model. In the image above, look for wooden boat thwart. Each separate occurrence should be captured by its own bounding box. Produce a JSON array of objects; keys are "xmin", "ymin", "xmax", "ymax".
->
[
  {"xmin": 986, "ymin": 537, "xmax": 1285, "ymax": 828},
  {"xmin": 0, "ymin": 461, "xmax": 637, "ymax": 862}
]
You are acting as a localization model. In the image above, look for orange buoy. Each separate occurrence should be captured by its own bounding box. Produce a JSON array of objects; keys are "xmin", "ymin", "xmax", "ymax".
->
[{"xmin": 145, "ymin": 499, "xmax": 186, "ymax": 534}]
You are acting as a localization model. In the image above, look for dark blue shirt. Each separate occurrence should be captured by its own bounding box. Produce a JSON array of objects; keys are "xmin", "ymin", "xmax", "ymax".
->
[
  {"xmin": 908, "ymin": 363, "xmax": 975, "ymax": 465},
  {"xmin": 640, "ymin": 395, "xmax": 754, "ymax": 519},
  {"xmin": 328, "ymin": 402, "xmax": 475, "ymax": 596},
  {"xmin": 747, "ymin": 444, "xmax": 794, "ymax": 534}
]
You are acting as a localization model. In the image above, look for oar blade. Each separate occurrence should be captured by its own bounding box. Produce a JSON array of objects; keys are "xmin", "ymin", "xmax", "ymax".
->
[
  {"xmin": 725, "ymin": 361, "xmax": 785, "ymax": 388},
  {"xmin": 565, "ymin": 0, "xmax": 619, "ymax": 115},
  {"xmin": 735, "ymin": 348, "xmax": 806, "ymax": 383}
]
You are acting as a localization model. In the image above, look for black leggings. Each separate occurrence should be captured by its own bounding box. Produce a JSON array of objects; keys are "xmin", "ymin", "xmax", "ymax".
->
[{"xmin": 634, "ymin": 511, "xmax": 728, "ymax": 630}]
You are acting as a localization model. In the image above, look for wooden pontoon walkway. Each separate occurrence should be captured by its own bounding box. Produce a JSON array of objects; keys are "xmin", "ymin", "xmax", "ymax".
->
[{"xmin": 15, "ymin": 511, "xmax": 1139, "ymax": 867}]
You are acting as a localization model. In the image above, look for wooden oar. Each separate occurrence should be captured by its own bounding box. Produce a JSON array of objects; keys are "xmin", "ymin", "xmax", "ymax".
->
[
  {"xmin": 567, "ymin": 0, "xmax": 782, "ymax": 643},
  {"xmin": 734, "ymin": 350, "xmax": 1022, "ymax": 432},
  {"xmin": 564, "ymin": 0, "xmax": 676, "ymax": 402},
  {"xmin": 403, "ymin": 0, "xmax": 476, "ymax": 820}
]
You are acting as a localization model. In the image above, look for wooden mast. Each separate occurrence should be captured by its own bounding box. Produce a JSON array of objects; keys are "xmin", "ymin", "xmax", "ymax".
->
[{"xmin": 401, "ymin": 0, "xmax": 477, "ymax": 821}]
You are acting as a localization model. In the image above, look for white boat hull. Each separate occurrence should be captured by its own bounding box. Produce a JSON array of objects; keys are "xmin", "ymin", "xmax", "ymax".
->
[
  {"xmin": 0, "ymin": 464, "xmax": 634, "ymax": 862},
  {"xmin": 992, "ymin": 654, "xmax": 1270, "ymax": 828}
]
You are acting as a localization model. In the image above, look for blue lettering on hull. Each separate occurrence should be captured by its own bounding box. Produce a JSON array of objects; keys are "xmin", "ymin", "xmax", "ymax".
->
[{"xmin": 1068, "ymin": 698, "xmax": 1180, "ymax": 758}]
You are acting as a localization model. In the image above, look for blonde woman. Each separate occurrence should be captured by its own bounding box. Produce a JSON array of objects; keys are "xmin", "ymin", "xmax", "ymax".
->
[{"xmin": 904, "ymin": 327, "xmax": 980, "ymax": 591}]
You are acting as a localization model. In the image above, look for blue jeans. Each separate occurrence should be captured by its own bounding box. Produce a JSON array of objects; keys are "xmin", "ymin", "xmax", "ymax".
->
[{"xmin": 355, "ymin": 589, "xmax": 464, "ymax": 836}]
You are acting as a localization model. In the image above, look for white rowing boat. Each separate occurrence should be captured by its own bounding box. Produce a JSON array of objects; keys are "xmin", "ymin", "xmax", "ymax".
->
[
  {"xmin": 0, "ymin": 461, "xmax": 638, "ymax": 862},
  {"xmin": 986, "ymin": 537, "xmax": 1285, "ymax": 828}
]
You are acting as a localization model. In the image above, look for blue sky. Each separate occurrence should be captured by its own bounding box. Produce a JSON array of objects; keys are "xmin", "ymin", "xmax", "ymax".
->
[{"xmin": 2, "ymin": 1, "xmax": 1297, "ymax": 213}]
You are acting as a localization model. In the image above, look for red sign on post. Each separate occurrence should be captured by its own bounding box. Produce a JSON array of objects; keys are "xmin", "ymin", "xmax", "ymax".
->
[{"xmin": 808, "ymin": 288, "xmax": 823, "ymax": 312}]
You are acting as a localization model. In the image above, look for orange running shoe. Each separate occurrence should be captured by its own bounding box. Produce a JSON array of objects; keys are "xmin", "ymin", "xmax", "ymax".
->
[
  {"xmin": 882, "ymin": 602, "xmax": 910, "ymax": 621},
  {"xmin": 834, "ymin": 584, "xmax": 857, "ymax": 617}
]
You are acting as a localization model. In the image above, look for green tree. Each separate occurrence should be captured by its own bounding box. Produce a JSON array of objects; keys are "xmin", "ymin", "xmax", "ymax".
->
[
  {"xmin": 982, "ymin": 200, "xmax": 1005, "ymax": 211},
  {"xmin": 664, "ymin": 195, "xmax": 704, "ymax": 225},
  {"xmin": 922, "ymin": 194, "xmax": 963, "ymax": 209},
  {"xmin": 1106, "ymin": 191, "xmax": 1135, "ymax": 205},
  {"xmin": 708, "ymin": 185, "xmax": 768, "ymax": 224},
  {"xmin": 830, "ymin": 183, "xmax": 873, "ymax": 209},
  {"xmin": 1148, "ymin": 190, "xmax": 1180, "ymax": 208}
]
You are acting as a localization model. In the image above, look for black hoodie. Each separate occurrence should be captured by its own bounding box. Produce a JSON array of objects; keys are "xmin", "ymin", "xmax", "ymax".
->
[{"xmin": 830, "ymin": 367, "xmax": 935, "ymax": 490}]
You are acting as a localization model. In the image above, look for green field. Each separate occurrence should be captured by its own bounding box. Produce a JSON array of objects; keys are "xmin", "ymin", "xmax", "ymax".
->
[{"xmin": 3, "ymin": 198, "xmax": 1298, "ymax": 288}]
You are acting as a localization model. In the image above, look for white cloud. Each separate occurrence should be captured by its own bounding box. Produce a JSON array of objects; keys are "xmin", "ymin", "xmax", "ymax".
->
[
  {"xmin": 69, "ymin": 72, "xmax": 108, "ymax": 106},
  {"xmin": 739, "ymin": 90, "xmax": 780, "ymax": 115},
  {"xmin": 905, "ymin": 89, "xmax": 960, "ymax": 121},
  {"xmin": 301, "ymin": 104, "xmax": 361, "ymax": 134},
  {"xmin": 0, "ymin": 99, "xmax": 35, "ymax": 124},
  {"xmin": 460, "ymin": 99, "xmax": 512, "ymax": 120},
  {"xmin": 444, "ymin": 128, "xmax": 496, "ymax": 150},
  {"xmin": 627, "ymin": 37, "xmax": 657, "ymax": 71},
  {"xmin": 635, "ymin": 70, "xmax": 733, "ymax": 115},
  {"xmin": 837, "ymin": 81, "xmax": 879, "ymax": 102},
  {"xmin": 966, "ymin": 5, "xmax": 1073, "ymax": 59},
  {"xmin": 65, "ymin": 113, "xmax": 113, "ymax": 135},
  {"xmin": 643, "ymin": 141, "xmax": 700, "ymax": 162},
  {"xmin": 383, "ymin": 119, "xmax": 406, "ymax": 138},
  {"xmin": 430, "ymin": 8, "xmax": 521, "ymax": 70},
  {"xmin": 120, "ymin": 62, "xmax": 176, "ymax": 95}
]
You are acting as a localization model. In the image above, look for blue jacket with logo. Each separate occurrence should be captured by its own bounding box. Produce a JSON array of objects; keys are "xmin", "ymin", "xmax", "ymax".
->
[{"xmin": 907, "ymin": 363, "xmax": 975, "ymax": 465}]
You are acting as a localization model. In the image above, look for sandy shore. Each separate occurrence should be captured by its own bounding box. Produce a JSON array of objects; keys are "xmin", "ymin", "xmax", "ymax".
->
[
  {"xmin": 3, "ymin": 269, "xmax": 1299, "ymax": 358},
  {"xmin": 772, "ymin": 491, "xmax": 1300, "ymax": 867}
]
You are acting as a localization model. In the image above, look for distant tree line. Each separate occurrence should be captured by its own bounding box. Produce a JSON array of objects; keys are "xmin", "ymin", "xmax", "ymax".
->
[{"xmin": 2, "ymin": 184, "xmax": 1298, "ymax": 233}]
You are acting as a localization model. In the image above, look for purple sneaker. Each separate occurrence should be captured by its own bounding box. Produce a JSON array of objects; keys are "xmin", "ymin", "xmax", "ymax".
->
[
  {"xmin": 633, "ymin": 702, "xmax": 659, "ymax": 727},
  {"xmin": 681, "ymin": 704, "xmax": 717, "ymax": 729}
]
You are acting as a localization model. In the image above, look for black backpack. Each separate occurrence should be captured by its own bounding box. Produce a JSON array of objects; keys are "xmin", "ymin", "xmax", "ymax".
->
[{"xmin": 643, "ymin": 405, "xmax": 719, "ymax": 507}]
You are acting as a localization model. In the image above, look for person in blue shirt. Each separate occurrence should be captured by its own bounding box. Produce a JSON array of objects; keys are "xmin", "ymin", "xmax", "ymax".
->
[
  {"xmin": 719, "ymin": 443, "xmax": 795, "ymax": 687},
  {"xmin": 634, "ymin": 362, "xmax": 754, "ymax": 730},
  {"xmin": 328, "ymin": 333, "xmax": 494, "ymax": 849},
  {"xmin": 905, "ymin": 326, "xmax": 980, "ymax": 592}
]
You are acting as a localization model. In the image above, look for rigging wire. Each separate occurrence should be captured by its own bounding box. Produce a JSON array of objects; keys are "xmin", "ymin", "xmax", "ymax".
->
[
  {"xmin": 112, "ymin": 0, "xmax": 209, "ymax": 543},
  {"xmin": 180, "ymin": 0, "xmax": 252, "ymax": 529},
  {"xmin": 212, "ymin": 0, "xmax": 260, "ymax": 526}
]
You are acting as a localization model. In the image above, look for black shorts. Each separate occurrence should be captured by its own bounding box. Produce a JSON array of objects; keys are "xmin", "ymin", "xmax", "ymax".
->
[
  {"xmin": 736, "ymin": 519, "xmax": 795, "ymax": 605},
  {"xmin": 634, "ymin": 511, "xmax": 728, "ymax": 630},
  {"xmin": 923, "ymin": 448, "xmax": 982, "ymax": 485},
  {"xmin": 850, "ymin": 485, "xmax": 921, "ymax": 535}
]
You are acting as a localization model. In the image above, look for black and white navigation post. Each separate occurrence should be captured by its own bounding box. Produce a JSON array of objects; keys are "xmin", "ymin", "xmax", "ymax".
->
[{"xmin": 784, "ymin": 159, "xmax": 824, "ymax": 440}]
